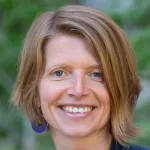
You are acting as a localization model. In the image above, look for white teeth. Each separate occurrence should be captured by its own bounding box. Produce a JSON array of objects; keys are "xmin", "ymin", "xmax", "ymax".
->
[
  {"xmin": 68, "ymin": 107, "xmax": 73, "ymax": 113},
  {"xmin": 72, "ymin": 107, "xmax": 78, "ymax": 113},
  {"xmin": 84, "ymin": 107, "xmax": 88, "ymax": 112},
  {"xmin": 78, "ymin": 108, "xmax": 84, "ymax": 113},
  {"xmin": 62, "ymin": 106, "xmax": 93, "ymax": 113}
]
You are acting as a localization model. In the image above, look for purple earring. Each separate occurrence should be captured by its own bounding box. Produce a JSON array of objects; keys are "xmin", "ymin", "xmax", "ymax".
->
[{"xmin": 31, "ymin": 120, "xmax": 48, "ymax": 133}]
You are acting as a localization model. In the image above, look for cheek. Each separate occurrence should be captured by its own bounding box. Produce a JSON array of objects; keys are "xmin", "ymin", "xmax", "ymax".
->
[
  {"xmin": 38, "ymin": 79, "xmax": 68, "ymax": 106},
  {"xmin": 95, "ymin": 85, "xmax": 111, "ymax": 122},
  {"xmin": 99, "ymin": 88, "xmax": 110, "ymax": 109},
  {"xmin": 92, "ymin": 83, "xmax": 110, "ymax": 107}
]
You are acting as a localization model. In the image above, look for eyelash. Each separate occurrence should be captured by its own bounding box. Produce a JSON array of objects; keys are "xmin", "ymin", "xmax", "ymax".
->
[
  {"xmin": 52, "ymin": 69, "xmax": 67, "ymax": 77},
  {"xmin": 51, "ymin": 69, "xmax": 103, "ymax": 81},
  {"xmin": 90, "ymin": 72, "xmax": 103, "ymax": 78},
  {"xmin": 90, "ymin": 71, "xmax": 103, "ymax": 81}
]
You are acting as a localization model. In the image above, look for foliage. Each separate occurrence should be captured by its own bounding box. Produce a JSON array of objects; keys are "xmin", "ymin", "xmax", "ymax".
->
[
  {"xmin": 132, "ymin": 122, "xmax": 150, "ymax": 147},
  {"xmin": 109, "ymin": 0, "xmax": 150, "ymax": 78},
  {"xmin": 132, "ymin": 101, "xmax": 150, "ymax": 147}
]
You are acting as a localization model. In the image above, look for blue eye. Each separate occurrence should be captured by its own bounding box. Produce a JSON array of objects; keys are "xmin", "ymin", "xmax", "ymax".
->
[
  {"xmin": 54, "ymin": 70, "xmax": 64, "ymax": 76},
  {"xmin": 90, "ymin": 71, "xmax": 103, "ymax": 81},
  {"xmin": 92, "ymin": 72, "xmax": 101, "ymax": 77},
  {"xmin": 50, "ymin": 69, "xmax": 69, "ymax": 81}
]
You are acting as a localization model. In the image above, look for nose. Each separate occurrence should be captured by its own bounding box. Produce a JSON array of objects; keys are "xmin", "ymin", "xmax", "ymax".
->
[{"xmin": 67, "ymin": 71, "xmax": 90, "ymax": 99}]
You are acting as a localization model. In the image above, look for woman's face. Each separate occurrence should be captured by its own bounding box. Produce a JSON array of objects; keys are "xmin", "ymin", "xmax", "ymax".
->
[{"xmin": 39, "ymin": 34, "xmax": 110, "ymax": 137}]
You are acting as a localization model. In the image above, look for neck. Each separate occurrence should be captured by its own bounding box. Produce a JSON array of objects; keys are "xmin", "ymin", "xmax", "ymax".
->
[{"xmin": 51, "ymin": 128, "xmax": 112, "ymax": 150}]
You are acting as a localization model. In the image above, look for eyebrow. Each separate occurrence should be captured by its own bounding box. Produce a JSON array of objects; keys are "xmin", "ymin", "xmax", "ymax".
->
[
  {"xmin": 85, "ymin": 64, "xmax": 101, "ymax": 70},
  {"xmin": 45, "ymin": 63, "xmax": 101, "ymax": 72}
]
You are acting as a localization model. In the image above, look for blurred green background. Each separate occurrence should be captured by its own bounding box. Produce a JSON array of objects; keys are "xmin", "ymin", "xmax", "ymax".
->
[{"xmin": 0, "ymin": 0, "xmax": 150, "ymax": 150}]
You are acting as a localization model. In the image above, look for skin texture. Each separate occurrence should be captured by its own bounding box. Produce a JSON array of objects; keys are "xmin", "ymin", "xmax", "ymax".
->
[{"xmin": 38, "ymin": 34, "xmax": 112, "ymax": 150}]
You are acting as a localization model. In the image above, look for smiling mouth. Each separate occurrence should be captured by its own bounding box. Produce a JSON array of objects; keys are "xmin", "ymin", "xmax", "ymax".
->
[{"xmin": 59, "ymin": 106, "xmax": 96, "ymax": 114}]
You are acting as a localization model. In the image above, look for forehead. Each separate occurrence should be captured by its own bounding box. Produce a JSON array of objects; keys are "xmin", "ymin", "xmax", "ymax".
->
[
  {"xmin": 44, "ymin": 34, "xmax": 101, "ymax": 68},
  {"xmin": 46, "ymin": 33, "xmax": 96, "ymax": 52}
]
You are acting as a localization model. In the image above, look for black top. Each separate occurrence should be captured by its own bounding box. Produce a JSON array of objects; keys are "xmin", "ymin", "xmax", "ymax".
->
[{"xmin": 110, "ymin": 138, "xmax": 150, "ymax": 150}]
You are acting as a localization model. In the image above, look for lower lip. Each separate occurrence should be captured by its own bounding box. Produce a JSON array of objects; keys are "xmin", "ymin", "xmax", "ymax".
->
[{"xmin": 60, "ymin": 108, "xmax": 94, "ymax": 119}]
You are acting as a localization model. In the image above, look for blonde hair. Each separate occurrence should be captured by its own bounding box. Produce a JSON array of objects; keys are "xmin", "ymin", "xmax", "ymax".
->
[{"xmin": 11, "ymin": 5, "xmax": 141, "ymax": 145}]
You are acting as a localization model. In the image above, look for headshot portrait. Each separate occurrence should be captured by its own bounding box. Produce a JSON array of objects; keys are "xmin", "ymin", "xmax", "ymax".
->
[{"xmin": 10, "ymin": 3, "xmax": 150, "ymax": 150}]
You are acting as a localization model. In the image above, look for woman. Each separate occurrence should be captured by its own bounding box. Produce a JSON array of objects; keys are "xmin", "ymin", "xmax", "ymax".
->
[{"xmin": 11, "ymin": 5, "xmax": 150, "ymax": 150}]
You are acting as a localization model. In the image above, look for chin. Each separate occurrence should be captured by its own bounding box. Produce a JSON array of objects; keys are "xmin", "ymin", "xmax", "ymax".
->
[
  {"xmin": 64, "ymin": 131, "xmax": 93, "ymax": 138},
  {"xmin": 60, "ymin": 126, "xmax": 97, "ymax": 138}
]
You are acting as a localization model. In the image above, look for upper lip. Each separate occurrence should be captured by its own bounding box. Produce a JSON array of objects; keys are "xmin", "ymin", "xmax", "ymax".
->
[{"xmin": 57, "ymin": 104, "xmax": 97, "ymax": 107}]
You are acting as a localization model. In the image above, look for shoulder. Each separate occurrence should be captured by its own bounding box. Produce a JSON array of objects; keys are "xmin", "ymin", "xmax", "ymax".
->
[
  {"xmin": 129, "ymin": 144, "xmax": 150, "ymax": 150},
  {"xmin": 111, "ymin": 138, "xmax": 150, "ymax": 150}
]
